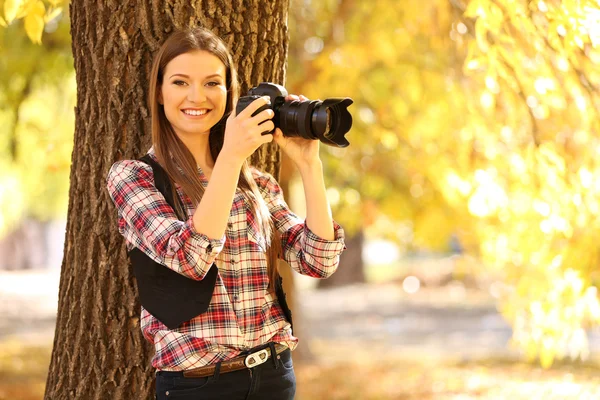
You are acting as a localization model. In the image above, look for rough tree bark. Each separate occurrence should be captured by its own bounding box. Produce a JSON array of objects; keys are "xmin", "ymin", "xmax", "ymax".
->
[{"xmin": 45, "ymin": 1, "xmax": 290, "ymax": 398}]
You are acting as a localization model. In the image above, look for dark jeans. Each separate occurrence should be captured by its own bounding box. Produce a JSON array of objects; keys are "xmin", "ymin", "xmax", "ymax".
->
[{"xmin": 155, "ymin": 349, "xmax": 296, "ymax": 400}]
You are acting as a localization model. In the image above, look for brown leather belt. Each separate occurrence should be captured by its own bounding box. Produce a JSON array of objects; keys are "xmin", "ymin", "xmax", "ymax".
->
[{"xmin": 182, "ymin": 344, "xmax": 289, "ymax": 378}]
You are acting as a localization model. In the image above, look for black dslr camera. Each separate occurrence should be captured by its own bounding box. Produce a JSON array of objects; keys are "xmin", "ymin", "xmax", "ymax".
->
[{"xmin": 235, "ymin": 82, "xmax": 353, "ymax": 147}]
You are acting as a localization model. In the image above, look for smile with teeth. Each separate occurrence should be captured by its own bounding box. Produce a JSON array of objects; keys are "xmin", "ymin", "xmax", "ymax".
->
[{"xmin": 183, "ymin": 109, "xmax": 210, "ymax": 116}]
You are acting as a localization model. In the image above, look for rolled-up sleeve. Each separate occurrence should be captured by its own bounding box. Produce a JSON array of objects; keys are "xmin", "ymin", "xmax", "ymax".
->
[
  {"xmin": 107, "ymin": 160, "xmax": 224, "ymax": 280},
  {"xmin": 252, "ymin": 168, "xmax": 346, "ymax": 279}
]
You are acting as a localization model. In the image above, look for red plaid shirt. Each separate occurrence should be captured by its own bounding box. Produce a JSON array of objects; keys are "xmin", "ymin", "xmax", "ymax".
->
[{"xmin": 106, "ymin": 148, "xmax": 345, "ymax": 370}]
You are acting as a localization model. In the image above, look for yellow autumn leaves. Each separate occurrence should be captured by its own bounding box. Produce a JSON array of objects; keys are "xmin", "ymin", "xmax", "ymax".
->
[
  {"xmin": 1, "ymin": 0, "xmax": 63, "ymax": 44},
  {"xmin": 2, "ymin": 0, "xmax": 600, "ymax": 369},
  {"xmin": 455, "ymin": 0, "xmax": 600, "ymax": 367},
  {"xmin": 287, "ymin": 0, "xmax": 600, "ymax": 367}
]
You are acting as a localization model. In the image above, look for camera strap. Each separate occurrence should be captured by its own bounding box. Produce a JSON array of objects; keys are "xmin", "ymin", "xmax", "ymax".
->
[
  {"xmin": 128, "ymin": 154, "xmax": 294, "ymax": 333},
  {"xmin": 127, "ymin": 154, "xmax": 218, "ymax": 330}
]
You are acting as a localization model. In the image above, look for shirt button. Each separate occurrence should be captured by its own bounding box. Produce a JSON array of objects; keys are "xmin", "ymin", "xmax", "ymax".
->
[
  {"xmin": 231, "ymin": 259, "xmax": 237, "ymax": 265},
  {"xmin": 233, "ymin": 295, "xmax": 239, "ymax": 301}
]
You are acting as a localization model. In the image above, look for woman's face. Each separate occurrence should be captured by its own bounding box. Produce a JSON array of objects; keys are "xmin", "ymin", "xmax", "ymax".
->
[{"xmin": 160, "ymin": 50, "xmax": 228, "ymax": 139}]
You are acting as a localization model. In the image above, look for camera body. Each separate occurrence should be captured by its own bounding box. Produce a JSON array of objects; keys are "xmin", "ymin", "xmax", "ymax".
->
[
  {"xmin": 236, "ymin": 82, "xmax": 353, "ymax": 148},
  {"xmin": 236, "ymin": 83, "xmax": 289, "ymax": 135}
]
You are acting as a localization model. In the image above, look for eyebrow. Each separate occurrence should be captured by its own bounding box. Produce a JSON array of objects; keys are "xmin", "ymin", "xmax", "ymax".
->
[{"xmin": 169, "ymin": 73, "xmax": 223, "ymax": 79}]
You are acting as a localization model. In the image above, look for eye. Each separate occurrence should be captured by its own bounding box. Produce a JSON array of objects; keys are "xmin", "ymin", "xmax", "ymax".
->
[
  {"xmin": 172, "ymin": 80, "xmax": 187, "ymax": 86},
  {"xmin": 206, "ymin": 81, "xmax": 221, "ymax": 87}
]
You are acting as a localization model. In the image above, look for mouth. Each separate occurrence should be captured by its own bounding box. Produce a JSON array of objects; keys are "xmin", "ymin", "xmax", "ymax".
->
[{"xmin": 181, "ymin": 108, "xmax": 211, "ymax": 117}]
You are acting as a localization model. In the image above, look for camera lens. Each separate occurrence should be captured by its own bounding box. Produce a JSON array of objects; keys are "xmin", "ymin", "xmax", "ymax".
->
[
  {"xmin": 237, "ymin": 82, "xmax": 353, "ymax": 147},
  {"xmin": 278, "ymin": 100, "xmax": 319, "ymax": 140}
]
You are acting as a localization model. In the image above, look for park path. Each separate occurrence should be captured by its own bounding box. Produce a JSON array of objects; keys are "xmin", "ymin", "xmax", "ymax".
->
[
  {"xmin": 2, "ymin": 268, "xmax": 600, "ymax": 364},
  {"xmin": 299, "ymin": 283, "xmax": 519, "ymax": 361},
  {"xmin": 0, "ymin": 269, "xmax": 59, "ymax": 343}
]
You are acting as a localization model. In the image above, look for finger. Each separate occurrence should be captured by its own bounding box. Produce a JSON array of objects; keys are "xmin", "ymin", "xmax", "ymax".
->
[
  {"xmin": 261, "ymin": 132, "xmax": 274, "ymax": 144},
  {"xmin": 257, "ymin": 121, "xmax": 275, "ymax": 135},
  {"xmin": 285, "ymin": 94, "xmax": 300, "ymax": 101},
  {"xmin": 237, "ymin": 96, "xmax": 271, "ymax": 119},
  {"xmin": 249, "ymin": 108, "xmax": 275, "ymax": 125},
  {"xmin": 298, "ymin": 95, "xmax": 309, "ymax": 101}
]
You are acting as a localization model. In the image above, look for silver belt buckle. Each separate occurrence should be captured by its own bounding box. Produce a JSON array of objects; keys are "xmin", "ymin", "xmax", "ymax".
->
[{"xmin": 244, "ymin": 348, "xmax": 269, "ymax": 368}]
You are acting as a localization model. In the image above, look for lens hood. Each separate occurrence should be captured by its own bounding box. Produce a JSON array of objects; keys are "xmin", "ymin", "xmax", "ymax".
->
[{"xmin": 311, "ymin": 98, "xmax": 353, "ymax": 147}]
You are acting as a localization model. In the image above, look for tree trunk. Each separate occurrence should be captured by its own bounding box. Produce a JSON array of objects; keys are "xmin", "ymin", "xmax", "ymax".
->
[
  {"xmin": 45, "ymin": 1, "xmax": 289, "ymax": 398},
  {"xmin": 318, "ymin": 229, "xmax": 365, "ymax": 288}
]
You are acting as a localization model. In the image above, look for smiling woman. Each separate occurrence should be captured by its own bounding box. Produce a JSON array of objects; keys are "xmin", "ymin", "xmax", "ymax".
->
[
  {"xmin": 105, "ymin": 27, "xmax": 346, "ymax": 400},
  {"xmin": 159, "ymin": 51, "xmax": 227, "ymax": 145}
]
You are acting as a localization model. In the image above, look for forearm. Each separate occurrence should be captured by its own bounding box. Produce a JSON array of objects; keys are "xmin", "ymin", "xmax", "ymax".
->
[
  {"xmin": 298, "ymin": 160, "xmax": 335, "ymax": 240},
  {"xmin": 192, "ymin": 156, "xmax": 243, "ymax": 239}
]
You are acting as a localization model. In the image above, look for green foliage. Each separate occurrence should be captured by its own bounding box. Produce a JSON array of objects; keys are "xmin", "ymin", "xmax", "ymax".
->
[{"xmin": 0, "ymin": 10, "xmax": 73, "ymax": 236}]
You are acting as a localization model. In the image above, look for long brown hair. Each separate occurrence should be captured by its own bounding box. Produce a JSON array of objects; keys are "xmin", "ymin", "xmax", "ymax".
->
[{"xmin": 148, "ymin": 27, "xmax": 280, "ymax": 290}]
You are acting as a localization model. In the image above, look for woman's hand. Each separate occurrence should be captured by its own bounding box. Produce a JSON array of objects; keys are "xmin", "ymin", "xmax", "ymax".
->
[
  {"xmin": 273, "ymin": 94, "xmax": 321, "ymax": 169},
  {"xmin": 221, "ymin": 96, "xmax": 274, "ymax": 166}
]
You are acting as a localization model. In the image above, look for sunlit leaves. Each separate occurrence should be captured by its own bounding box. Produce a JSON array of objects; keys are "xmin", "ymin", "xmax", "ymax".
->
[
  {"xmin": 0, "ymin": 164, "xmax": 25, "ymax": 237},
  {"xmin": 44, "ymin": 5, "xmax": 59, "ymax": 22},
  {"xmin": 508, "ymin": 267, "xmax": 600, "ymax": 368},
  {"xmin": 3, "ymin": 0, "xmax": 22, "ymax": 24},
  {"xmin": 1, "ymin": 0, "xmax": 64, "ymax": 43},
  {"xmin": 23, "ymin": 0, "xmax": 43, "ymax": 43},
  {"xmin": 0, "ymin": 9, "xmax": 72, "ymax": 235},
  {"xmin": 289, "ymin": 0, "xmax": 600, "ymax": 366},
  {"xmin": 454, "ymin": 0, "xmax": 600, "ymax": 366},
  {"xmin": 289, "ymin": 0, "xmax": 462, "ymax": 249},
  {"xmin": 15, "ymin": 74, "xmax": 75, "ymax": 219}
]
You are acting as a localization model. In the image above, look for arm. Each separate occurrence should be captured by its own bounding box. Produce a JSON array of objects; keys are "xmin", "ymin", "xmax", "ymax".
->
[
  {"xmin": 265, "ymin": 94, "xmax": 346, "ymax": 278},
  {"xmin": 106, "ymin": 160, "xmax": 224, "ymax": 280},
  {"xmin": 192, "ymin": 96, "xmax": 276, "ymax": 240},
  {"xmin": 106, "ymin": 97, "xmax": 277, "ymax": 280},
  {"xmin": 190, "ymin": 155, "xmax": 243, "ymax": 240},
  {"xmin": 297, "ymin": 160, "xmax": 334, "ymax": 240},
  {"xmin": 254, "ymin": 169, "xmax": 345, "ymax": 279}
]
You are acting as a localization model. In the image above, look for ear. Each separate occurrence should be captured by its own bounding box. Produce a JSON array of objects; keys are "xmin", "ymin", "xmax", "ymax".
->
[{"xmin": 158, "ymin": 89, "xmax": 164, "ymax": 105}]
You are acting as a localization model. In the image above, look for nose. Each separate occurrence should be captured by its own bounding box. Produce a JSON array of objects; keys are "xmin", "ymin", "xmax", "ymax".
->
[{"xmin": 187, "ymin": 84, "xmax": 207, "ymax": 103}]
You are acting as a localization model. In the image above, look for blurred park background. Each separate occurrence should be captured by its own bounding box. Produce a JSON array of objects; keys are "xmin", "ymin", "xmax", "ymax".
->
[{"xmin": 3, "ymin": 0, "xmax": 600, "ymax": 398}]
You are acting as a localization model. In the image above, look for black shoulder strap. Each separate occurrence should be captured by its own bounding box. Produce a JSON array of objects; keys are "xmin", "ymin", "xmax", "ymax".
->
[
  {"xmin": 133, "ymin": 154, "xmax": 293, "ymax": 333},
  {"xmin": 139, "ymin": 154, "xmax": 186, "ymax": 221},
  {"xmin": 128, "ymin": 154, "xmax": 218, "ymax": 330},
  {"xmin": 275, "ymin": 275, "xmax": 293, "ymax": 332}
]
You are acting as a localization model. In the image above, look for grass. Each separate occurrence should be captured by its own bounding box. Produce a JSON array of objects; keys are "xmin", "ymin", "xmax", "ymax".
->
[{"xmin": 2, "ymin": 340, "xmax": 600, "ymax": 399}]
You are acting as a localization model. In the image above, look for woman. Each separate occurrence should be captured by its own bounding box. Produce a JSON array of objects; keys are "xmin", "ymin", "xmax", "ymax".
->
[{"xmin": 106, "ymin": 27, "xmax": 345, "ymax": 399}]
